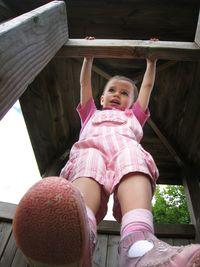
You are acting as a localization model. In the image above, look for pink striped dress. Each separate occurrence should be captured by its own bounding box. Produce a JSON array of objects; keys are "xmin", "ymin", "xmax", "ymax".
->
[{"xmin": 60, "ymin": 98, "xmax": 159, "ymax": 223}]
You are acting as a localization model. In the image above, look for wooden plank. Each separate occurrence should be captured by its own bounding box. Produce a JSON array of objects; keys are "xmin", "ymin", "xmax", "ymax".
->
[
  {"xmin": 56, "ymin": 39, "xmax": 200, "ymax": 61},
  {"xmin": 98, "ymin": 220, "xmax": 195, "ymax": 239},
  {"xmin": 155, "ymin": 224, "xmax": 195, "ymax": 239},
  {"xmin": 0, "ymin": 1, "xmax": 68, "ymax": 120},
  {"xmin": 0, "ymin": 232, "xmax": 17, "ymax": 266},
  {"xmin": 11, "ymin": 249, "xmax": 28, "ymax": 267},
  {"xmin": 2, "ymin": 201, "xmax": 195, "ymax": 239},
  {"xmin": 195, "ymin": 10, "xmax": 200, "ymax": 47},
  {"xmin": 0, "ymin": 222, "xmax": 12, "ymax": 259},
  {"xmin": 0, "ymin": 201, "xmax": 16, "ymax": 222},
  {"xmin": 93, "ymin": 235, "xmax": 108, "ymax": 267},
  {"xmin": 106, "ymin": 235, "xmax": 120, "ymax": 267}
]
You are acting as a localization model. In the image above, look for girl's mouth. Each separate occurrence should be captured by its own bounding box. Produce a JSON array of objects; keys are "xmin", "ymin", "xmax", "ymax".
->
[{"xmin": 110, "ymin": 99, "xmax": 120, "ymax": 106}]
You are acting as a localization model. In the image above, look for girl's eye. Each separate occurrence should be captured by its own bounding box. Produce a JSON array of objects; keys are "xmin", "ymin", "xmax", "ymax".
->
[
  {"xmin": 121, "ymin": 91, "xmax": 129, "ymax": 96},
  {"xmin": 108, "ymin": 88, "xmax": 115, "ymax": 93}
]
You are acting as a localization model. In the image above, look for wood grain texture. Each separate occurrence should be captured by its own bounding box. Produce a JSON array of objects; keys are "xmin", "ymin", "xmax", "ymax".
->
[
  {"xmin": 0, "ymin": 1, "xmax": 68, "ymax": 120},
  {"xmin": 57, "ymin": 39, "xmax": 200, "ymax": 61}
]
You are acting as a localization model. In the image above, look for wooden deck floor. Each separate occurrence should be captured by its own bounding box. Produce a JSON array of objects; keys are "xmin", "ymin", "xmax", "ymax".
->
[{"xmin": 0, "ymin": 202, "xmax": 197, "ymax": 267}]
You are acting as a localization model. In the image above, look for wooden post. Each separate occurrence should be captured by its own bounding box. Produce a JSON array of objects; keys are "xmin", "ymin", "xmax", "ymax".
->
[
  {"xmin": 183, "ymin": 169, "xmax": 200, "ymax": 242},
  {"xmin": 0, "ymin": 1, "xmax": 68, "ymax": 120},
  {"xmin": 195, "ymin": 10, "xmax": 200, "ymax": 47}
]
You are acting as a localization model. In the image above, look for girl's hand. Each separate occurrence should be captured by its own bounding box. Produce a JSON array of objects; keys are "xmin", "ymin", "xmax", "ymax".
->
[
  {"xmin": 147, "ymin": 38, "xmax": 159, "ymax": 63},
  {"xmin": 85, "ymin": 36, "xmax": 95, "ymax": 60},
  {"xmin": 85, "ymin": 36, "xmax": 95, "ymax": 40}
]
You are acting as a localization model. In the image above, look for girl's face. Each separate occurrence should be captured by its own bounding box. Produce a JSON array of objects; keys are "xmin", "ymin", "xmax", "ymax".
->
[{"xmin": 100, "ymin": 78, "xmax": 134, "ymax": 109}]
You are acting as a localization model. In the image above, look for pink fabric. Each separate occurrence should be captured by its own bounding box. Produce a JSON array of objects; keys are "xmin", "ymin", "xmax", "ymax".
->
[
  {"xmin": 60, "ymin": 98, "xmax": 159, "ymax": 223},
  {"xmin": 77, "ymin": 97, "xmax": 150, "ymax": 131},
  {"xmin": 86, "ymin": 206, "xmax": 97, "ymax": 236},
  {"xmin": 121, "ymin": 209, "xmax": 154, "ymax": 240}
]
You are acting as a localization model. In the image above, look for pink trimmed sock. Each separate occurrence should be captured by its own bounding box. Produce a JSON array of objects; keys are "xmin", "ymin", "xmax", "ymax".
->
[
  {"xmin": 121, "ymin": 209, "xmax": 154, "ymax": 240},
  {"xmin": 86, "ymin": 206, "xmax": 97, "ymax": 236}
]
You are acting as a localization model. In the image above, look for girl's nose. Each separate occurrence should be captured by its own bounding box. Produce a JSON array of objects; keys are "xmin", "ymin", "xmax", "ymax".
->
[{"xmin": 113, "ymin": 90, "xmax": 120, "ymax": 96}]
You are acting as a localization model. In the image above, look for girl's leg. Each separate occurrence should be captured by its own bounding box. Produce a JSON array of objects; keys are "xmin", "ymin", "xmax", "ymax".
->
[
  {"xmin": 117, "ymin": 172, "xmax": 152, "ymax": 215},
  {"xmin": 73, "ymin": 177, "xmax": 101, "ymax": 215},
  {"xmin": 117, "ymin": 172, "xmax": 154, "ymax": 241},
  {"xmin": 73, "ymin": 177, "xmax": 101, "ymax": 238},
  {"xmin": 117, "ymin": 173, "xmax": 200, "ymax": 267}
]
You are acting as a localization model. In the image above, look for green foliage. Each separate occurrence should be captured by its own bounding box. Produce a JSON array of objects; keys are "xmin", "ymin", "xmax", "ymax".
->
[{"xmin": 152, "ymin": 185, "xmax": 190, "ymax": 224}]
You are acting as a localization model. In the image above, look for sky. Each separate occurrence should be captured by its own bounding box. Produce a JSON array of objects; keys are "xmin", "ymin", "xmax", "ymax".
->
[
  {"xmin": 0, "ymin": 102, "xmax": 114, "ymax": 220},
  {"xmin": 0, "ymin": 101, "xmax": 41, "ymax": 204}
]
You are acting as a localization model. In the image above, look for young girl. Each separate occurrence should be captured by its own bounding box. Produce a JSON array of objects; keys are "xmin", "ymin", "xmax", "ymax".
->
[
  {"xmin": 13, "ymin": 44, "xmax": 200, "ymax": 267},
  {"xmin": 59, "ymin": 53, "xmax": 200, "ymax": 267}
]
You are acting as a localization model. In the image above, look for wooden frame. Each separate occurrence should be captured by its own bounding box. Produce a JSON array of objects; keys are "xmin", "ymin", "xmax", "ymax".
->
[
  {"xmin": 56, "ymin": 39, "xmax": 200, "ymax": 61},
  {"xmin": 0, "ymin": 0, "xmax": 68, "ymax": 120}
]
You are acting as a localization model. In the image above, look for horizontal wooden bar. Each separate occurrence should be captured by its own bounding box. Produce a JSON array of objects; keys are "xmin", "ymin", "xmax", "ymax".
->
[
  {"xmin": 0, "ymin": 201, "xmax": 195, "ymax": 239},
  {"xmin": 56, "ymin": 39, "xmax": 200, "ymax": 61},
  {"xmin": 98, "ymin": 220, "xmax": 195, "ymax": 238},
  {"xmin": 0, "ymin": 1, "xmax": 68, "ymax": 120}
]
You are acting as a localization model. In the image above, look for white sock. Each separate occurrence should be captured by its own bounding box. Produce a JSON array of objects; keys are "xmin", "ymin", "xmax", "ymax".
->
[{"xmin": 128, "ymin": 240, "xmax": 154, "ymax": 258}]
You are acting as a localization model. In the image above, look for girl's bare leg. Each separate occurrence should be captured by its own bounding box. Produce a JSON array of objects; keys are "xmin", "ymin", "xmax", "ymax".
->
[
  {"xmin": 117, "ymin": 172, "xmax": 152, "ymax": 215},
  {"xmin": 72, "ymin": 177, "xmax": 101, "ymax": 215}
]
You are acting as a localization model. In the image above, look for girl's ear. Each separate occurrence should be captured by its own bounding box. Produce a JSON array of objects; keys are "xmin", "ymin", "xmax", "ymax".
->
[{"xmin": 100, "ymin": 95, "xmax": 104, "ymax": 106}]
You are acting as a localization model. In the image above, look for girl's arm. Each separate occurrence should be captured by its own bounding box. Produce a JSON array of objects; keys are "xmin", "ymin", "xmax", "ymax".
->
[
  {"xmin": 137, "ymin": 57, "xmax": 157, "ymax": 112},
  {"xmin": 80, "ymin": 37, "xmax": 95, "ymax": 107},
  {"xmin": 80, "ymin": 57, "xmax": 93, "ymax": 106}
]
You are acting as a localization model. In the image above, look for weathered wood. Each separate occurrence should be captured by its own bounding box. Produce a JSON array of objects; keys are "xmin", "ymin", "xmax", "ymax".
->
[
  {"xmin": 98, "ymin": 220, "xmax": 195, "ymax": 239},
  {"xmin": 195, "ymin": 10, "xmax": 200, "ymax": 47},
  {"xmin": 0, "ymin": 1, "xmax": 68, "ymax": 120},
  {"xmin": 147, "ymin": 118, "xmax": 185, "ymax": 169},
  {"xmin": 11, "ymin": 249, "xmax": 28, "ymax": 267},
  {"xmin": 0, "ymin": 232, "xmax": 17, "ymax": 266},
  {"xmin": 106, "ymin": 235, "xmax": 119, "ymax": 267},
  {"xmin": 93, "ymin": 235, "xmax": 108, "ymax": 267},
  {"xmin": 0, "ymin": 222, "xmax": 12, "ymax": 258},
  {"xmin": 56, "ymin": 39, "xmax": 200, "ymax": 61},
  {"xmin": 0, "ymin": 201, "xmax": 16, "ymax": 222}
]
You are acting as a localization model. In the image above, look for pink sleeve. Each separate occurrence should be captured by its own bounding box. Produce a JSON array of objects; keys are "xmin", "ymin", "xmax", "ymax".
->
[
  {"xmin": 132, "ymin": 101, "xmax": 150, "ymax": 127},
  {"xmin": 76, "ymin": 98, "xmax": 97, "ymax": 126}
]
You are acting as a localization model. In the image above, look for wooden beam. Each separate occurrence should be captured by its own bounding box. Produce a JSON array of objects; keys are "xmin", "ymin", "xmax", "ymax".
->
[
  {"xmin": 56, "ymin": 39, "xmax": 200, "ymax": 61},
  {"xmin": 0, "ymin": 1, "xmax": 68, "ymax": 120},
  {"xmin": 147, "ymin": 118, "xmax": 185, "ymax": 169},
  {"xmin": 195, "ymin": 10, "xmax": 200, "ymax": 47},
  {"xmin": 0, "ymin": 201, "xmax": 195, "ymax": 239},
  {"xmin": 98, "ymin": 220, "xmax": 195, "ymax": 239}
]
